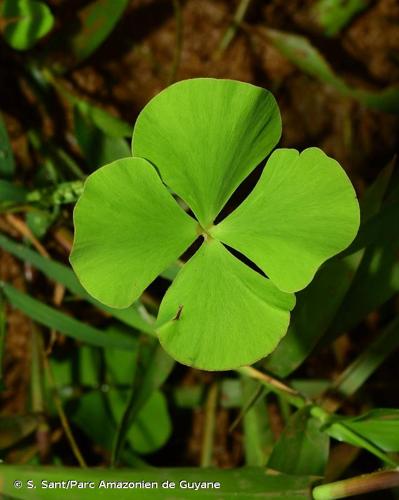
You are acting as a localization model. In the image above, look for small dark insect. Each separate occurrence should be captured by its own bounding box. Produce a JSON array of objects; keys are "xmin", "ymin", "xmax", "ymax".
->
[{"xmin": 173, "ymin": 304, "xmax": 184, "ymax": 320}]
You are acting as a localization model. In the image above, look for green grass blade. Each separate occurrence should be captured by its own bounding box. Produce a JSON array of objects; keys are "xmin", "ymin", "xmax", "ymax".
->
[
  {"xmin": 0, "ymin": 234, "xmax": 155, "ymax": 335},
  {"xmin": 111, "ymin": 344, "xmax": 175, "ymax": 465},
  {"xmin": 265, "ymin": 28, "xmax": 399, "ymax": 113},
  {"xmin": 329, "ymin": 315, "xmax": 399, "ymax": 400},
  {"xmin": 0, "ymin": 415, "xmax": 39, "ymax": 450},
  {"xmin": 241, "ymin": 379, "xmax": 273, "ymax": 466},
  {"xmin": 265, "ymin": 251, "xmax": 363, "ymax": 377},
  {"xmin": 0, "ymin": 181, "xmax": 27, "ymax": 204},
  {"xmin": 333, "ymin": 409, "xmax": 399, "ymax": 453},
  {"xmin": 48, "ymin": 0, "xmax": 130, "ymax": 68},
  {"xmin": 0, "ymin": 289, "xmax": 5, "ymax": 390},
  {"xmin": 0, "ymin": 465, "xmax": 315, "ymax": 499},
  {"xmin": 313, "ymin": 0, "xmax": 369, "ymax": 37},
  {"xmin": 1, "ymin": 283, "xmax": 136, "ymax": 350},
  {"xmin": 268, "ymin": 406, "xmax": 329, "ymax": 476},
  {"xmin": 0, "ymin": 113, "xmax": 15, "ymax": 179}
]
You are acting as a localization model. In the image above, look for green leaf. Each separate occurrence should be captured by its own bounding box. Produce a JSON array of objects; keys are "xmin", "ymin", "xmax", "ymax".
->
[
  {"xmin": 266, "ymin": 28, "xmax": 399, "ymax": 113},
  {"xmin": 26, "ymin": 180, "xmax": 84, "ymax": 207},
  {"xmin": 45, "ymin": 0, "xmax": 129, "ymax": 69},
  {"xmin": 329, "ymin": 315, "xmax": 399, "ymax": 399},
  {"xmin": 268, "ymin": 406, "xmax": 329, "ymax": 476},
  {"xmin": 74, "ymin": 106, "xmax": 131, "ymax": 169},
  {"xmin": 78, "ymin": 346, "xmax": 102, "ymax": 387},
  {"xmin": 174, "ymin": 385, "xmax": 204, "ymax": 408},
  {"xmin": 132, "ymin": 78, "xmax": 281, "ymax": 228},
  {"xmin": 325, "ymin": 419, "xmax": 398, "ymax": 462},
  {"xmin": 105, "ymin": 343, "xmax": 138, "ymax": 386},
  {"xmin": 62, "ymin": 0, "xmax": 129, "ymax": 65},
  {"xmin": 359, "ymin": 158, "xmax": 396, "ymax": 224},
  {"xmin": 0, "ymin": 180, "xmax": 27, "ymax": 203},
  {"xmin": 337, "ymin": 409, "xmax": 399, "ymax": 452},
  {"xmin": 265, "ymin": 251, "xmax": 363, "ymax": 377},
  {"xmin": 26, "ymin": 210, "xmax": 55, "ymax": 239},
  {"xmin": 265, "ymin": 162, "xmax": 394, "ymax": 377},
  {"xmin": 0, "ymin": 415, "xmax": 39, "ymax": 449},
  {"xmin": 71, "ymin": 390, "xmax": 115, "ymax": 450},
  {"xmin": 211, "ymin": 148, "xmax": 360, "ymax": 293},
  {"xmin": 0, "ymin": 289, "xmax": 5, "ymax": 389},
  {"xmin": 242, "ymin": 379, "xmax": 273, "ymax": 466},
  {"xmin": 0, "ymin": 115, "xmax": 15, "ymax": 179},
  {"xmin": 109, "ymin": 389, "xmax": 172, "ymax": 454},
  {"xmin": 111, "ymin": 343, "xmax": 175, "ymax": 464},
  {"xmin": 157, "ymin": 240, "xmax": 295, "ymax": 370},
  {"xmin": 313, "ymin": 0, "xmax": 368, "ymax": 36},
  {"xmin": 1, "ymin": 0, "xmax": 54, "ymax": 51},
  {"xmin": 0, "ymin": 465, "xmax": 315, "ymax": 499},
  {"xmin": 330, "ymin": 203, "xmax": 399, "ymax": 334},
  {"xmin": 1, "ymin": 282, "xmax": 137, "ymax": 350},
  {"xmin": 72, "ymin": 79, "xmax": 360, "ymax": 371},
  {"xmin": 220, "ymin": 379, "xmax": 243, "ymax": 408},
  {"xmin": 74, "ymin": 99, "xmax": 132, "ymax": 138},
  {"xmin": 0, "ymin": 233, "xmax": 155, "ymax": 334},
  {"xmin": 70, "ymin": 157, "xmax": 198, "ymax": 309}
]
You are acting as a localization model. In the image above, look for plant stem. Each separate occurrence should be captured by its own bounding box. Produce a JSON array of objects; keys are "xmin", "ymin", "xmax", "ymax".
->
[
  {"xmin": 44, "ymin": 354, "xmax": 87, "ymax": 467},
  {"xmin": 239, "ymin": 366, "xmax": 398, "ymax": 467},
  {"xmin": 5, "ymin": 213, "xmax": 49, "ymax": 257},
  {"xmin": 0, "ymin": 289, "xmax": 5, "ymax": 391},
  {"xmin": 237, "ymin": 366, "xmax": 307, "ymax": 408},
  {"xmin": 324, "ymin": 315, "xmax": 399, "ymax": 412},
  {"xmin": 31, "ymin": 327, "xmax": 51, "ymax": 463},
  {"xmin": 215, "ymin": 0, "xmax": 253, "ymax": 58},
  {"xmin": 229, "ymin": 383, "xmax": 266, "ymax": 433},
  {"xmin": 200, "ymin": 382, "xmax": 218, "ymax": 467},
  {"xmin": 168, "ymin": 0, "xmax": 183, "ymax": 84},
  {"xmin": 313, "ymin": 468, "xmax": 399, "ymax": 499}
]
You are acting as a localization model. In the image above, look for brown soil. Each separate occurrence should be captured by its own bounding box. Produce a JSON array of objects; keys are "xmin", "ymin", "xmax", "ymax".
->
[{"xmin": 65, "ymin": 0, "xmax": 399, "ymax": 186}]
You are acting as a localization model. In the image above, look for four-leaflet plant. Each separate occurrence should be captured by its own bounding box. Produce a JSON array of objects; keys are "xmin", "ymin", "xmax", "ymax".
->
[{"xmin": 70, "ymin": 78, "xmax": 360, "ymax": 371}]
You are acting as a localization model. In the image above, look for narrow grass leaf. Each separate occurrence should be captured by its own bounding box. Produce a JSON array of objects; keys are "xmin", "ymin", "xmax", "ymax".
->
[
  {"xmin": 0, "ymin": 415, "xmax": 39, "ymax": 449},
  {"xmin": 51, "ymin": 0, "xmax": 129, "ymax": 66},
  {"xmin": 71, "ymin": 390, "xmax": 150, "ymax": 468},
  {"xmin": 0, "ymin": 289, "xmax": 5, "ymax": 389},
  {"xmin": 324, "ymin": 420, "xmax": 398, "ymax": 466},
  {"xmin": 1, "ymin": 283, "xmax": 137, "ymax": 350},
  {"xmin": 0, "ymin": 181, "xmax": 27, "ymax": 204},
  {"xmin": 0, "ymin": 234, "xmax": 155, "ymax": 334},
  {"xmin": 74, "ymin": 99, "xmax": 132, "ymax": 138},
  {"xmin": 329, "ymin": 315, "xmax": 399, "ymax": 399},
  {"xmin": 111, "ymin": 343, "xmax": 175, "ymax": 464},
  {"xmin": 330, "ymin": 202, "xmax": 399, "ymax": 335},
  {"xmin": 313, "ymin": 0, "xmax": 369, "ymax": 36},
  {"xmin": 0, "ymin": 465, "xmax": 315, "ymax": 499},
  {"xmin": 266, "ymin": 28, "xmax": 399, "ymax": 113},
  {"xmin": 74, "ymin": 107, "xmax": 130, "ymax": 169},
  {"xmin": 242, "ymin": 378, "xmax": 273, "ymax": 466},
  {"xmin": 338, "ymin": 409, "xmax": 399, "ymax": 452},
  {"xmin": 268, "ymin": 406, "xmax": 329, "ymax": 476},
  {"xmin": 265, "ymin": 251, "xmax": 362, "ymax": 377},
  {"xmin": 108, "ymin": 389, "xmax": 172, "ymax": 454},
  {"xmin": 0, "ymin": 115, "xmax": 15, "ymax": 179}
]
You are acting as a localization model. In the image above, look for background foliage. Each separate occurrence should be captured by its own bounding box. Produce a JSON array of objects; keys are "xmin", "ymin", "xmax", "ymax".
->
[{"xmin": 1, "ymin": 0, "xmax": 399, "ymax": 498}]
